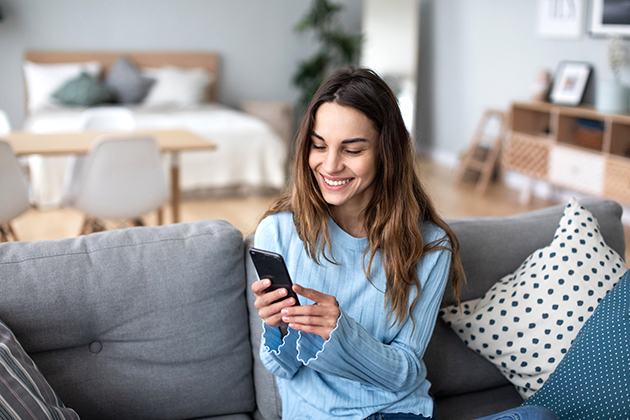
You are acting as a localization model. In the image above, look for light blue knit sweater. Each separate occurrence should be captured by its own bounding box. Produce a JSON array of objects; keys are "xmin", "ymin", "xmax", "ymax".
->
[{"xmin": 255, "ymin": 212, "xmax": 451, "ymax": 420}]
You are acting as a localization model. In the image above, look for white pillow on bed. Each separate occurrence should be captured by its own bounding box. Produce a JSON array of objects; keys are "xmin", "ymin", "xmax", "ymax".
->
[
  {"xmin": 23, "ymin": 61, "xmax": 102, "ymax": 112},
  {"xmin": 141, "ymin": 66, "xmax": 213, "ymax": 108}
]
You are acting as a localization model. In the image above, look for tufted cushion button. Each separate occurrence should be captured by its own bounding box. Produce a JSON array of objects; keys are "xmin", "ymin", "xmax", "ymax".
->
[{"xmin": 88, "ymin": 341, "xmax": 103, "ymax": 354}]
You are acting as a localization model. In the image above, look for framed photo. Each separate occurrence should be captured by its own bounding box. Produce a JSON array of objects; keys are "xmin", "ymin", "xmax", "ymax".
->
[
  {"xmin": 549, "ymin": 62, "xmax": 592, "ymax": 106},
  {"xmin": 590, "ymin": 0, "xmax": 630, "ymax": 37},
  {"xmin": 538, "ymin": 0, "xmax": 586, "ymax": 39}
]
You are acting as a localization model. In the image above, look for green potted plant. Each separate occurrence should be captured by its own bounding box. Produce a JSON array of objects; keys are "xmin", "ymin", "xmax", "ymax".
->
[{"xmin": 292, "ymin": 0, "xmax": 363, "ymax": 111}]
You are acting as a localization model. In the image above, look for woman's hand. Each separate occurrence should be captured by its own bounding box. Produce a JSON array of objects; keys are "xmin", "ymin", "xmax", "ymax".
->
[
  {"xmin": 281, "ymin": 284, "xmax": 340, "ymax": 340},
  {"xmin": 252, "ymin": 279, "xmax": 298, "ymax": 327}
]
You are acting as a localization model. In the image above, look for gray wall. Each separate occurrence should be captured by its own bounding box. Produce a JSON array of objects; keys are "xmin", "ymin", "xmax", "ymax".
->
[
  {"xmin": 418, "ymin": 0, "xmax": 610, "ymax": 163},
  {"xmin": 0, "ymin": 0, "xmax": 612, "ymax": 162},
  {"xmin": 0, "ymin": 0, "xmax": 362, "ymax": 129}
]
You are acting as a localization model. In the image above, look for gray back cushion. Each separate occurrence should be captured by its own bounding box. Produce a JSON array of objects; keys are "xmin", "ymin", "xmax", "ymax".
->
[
  {"xmin": 426, "ymin": 198, "xmax": 626, "ymax": 398},
  {"xmin": 0, "ymin": 220, "xmax": 255, "ymax": 420}
]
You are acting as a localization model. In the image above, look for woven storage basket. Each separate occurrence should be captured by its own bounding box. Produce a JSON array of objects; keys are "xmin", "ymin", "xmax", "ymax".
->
[
  {"xmin": 604, "ymin": 157, "xmax": 630, "ymax": 206},
  {"xmin": 548, "ymin": 145, "xmax": 605, "ymax": 196},
  {"xmin": 502, "ymin": 133, "xmax": 550, "ymax": 178}
]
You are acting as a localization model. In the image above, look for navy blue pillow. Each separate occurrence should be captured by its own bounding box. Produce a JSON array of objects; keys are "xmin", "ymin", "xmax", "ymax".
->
[{"xmin": 523, "ymin": 269, "xmax": 630, "ymax": 419}]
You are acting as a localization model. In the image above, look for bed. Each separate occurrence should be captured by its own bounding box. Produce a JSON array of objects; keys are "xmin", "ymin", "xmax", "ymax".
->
[{"xmin": 22, "ymin": 51, "xmax": 288, "ymax": 209}]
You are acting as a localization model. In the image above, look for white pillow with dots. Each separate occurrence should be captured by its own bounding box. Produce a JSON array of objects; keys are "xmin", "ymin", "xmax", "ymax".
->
[{"xmin": 440, "ymin": 198, "xmax": 627, "ymax": 399}]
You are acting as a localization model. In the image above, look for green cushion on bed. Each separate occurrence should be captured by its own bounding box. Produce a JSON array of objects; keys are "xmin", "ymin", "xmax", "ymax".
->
[{"xmin": 52, "ymin": 72, "xmax": 115, "ymax": 107}]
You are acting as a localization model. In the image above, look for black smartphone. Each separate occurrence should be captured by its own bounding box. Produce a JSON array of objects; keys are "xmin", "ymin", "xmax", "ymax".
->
[{"xmin": 249, "ymin": 247, "xmax": 300, "ymax": 306}]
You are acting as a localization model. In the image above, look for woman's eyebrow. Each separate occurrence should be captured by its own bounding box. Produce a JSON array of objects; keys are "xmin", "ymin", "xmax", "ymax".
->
[
  {"xmin": 341, "ymin": 138, "xmax": 369, "ymax": 145},
  {"xmin": 311, "ymin": 131, "xmax": 369, "ymax": 145},
  {"xmin": 311, "ymin": 131, "xmax": 325, "ymax": 141}
]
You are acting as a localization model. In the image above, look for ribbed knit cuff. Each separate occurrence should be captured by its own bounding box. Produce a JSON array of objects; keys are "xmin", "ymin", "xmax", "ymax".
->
[
  {"xmin": 296, "ymin": 309, "xmax": 344, "ymax": 365},
  {"xmin": 262, "ymin": 322, "xmax": 299, "ymax": 357}
]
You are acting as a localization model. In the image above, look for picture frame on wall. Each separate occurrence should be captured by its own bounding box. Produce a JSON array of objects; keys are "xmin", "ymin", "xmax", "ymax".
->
[
  {"xmin": 590, "ymin": 0, "xmax": 630, "ymax": 36},
  {"xmin": 549, "ymin": 61, "xmax": 592, "ymax": 106},
  {"xmin": 537, "ymin": 0, "xmax": 586, "ymax": 39}
]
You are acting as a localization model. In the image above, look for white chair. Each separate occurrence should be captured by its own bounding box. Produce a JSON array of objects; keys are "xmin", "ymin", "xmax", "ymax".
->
[
  {"xmin": 0, "ymin": 141, "xmax": 31, "ymax": 242},
  {"xmin": 71, "ymin": 135, "xmax": 169, "ymax": 235},
  {"xmin": 0, "ymin": 109, "xmax": 11, "ymax": 134},
  {"xmin": 63, "ymin": 107, "xmax": 136, "ymax": 205}
]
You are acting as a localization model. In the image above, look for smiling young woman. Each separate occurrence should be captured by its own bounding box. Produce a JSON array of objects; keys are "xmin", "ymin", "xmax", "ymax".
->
[
  {"xmin": 251, "ymin": 67, "xmax": 558, "ymax": 420},
  {"xmin": 308, "ymin": 102, "xmax": 379, "ymax": 237}
]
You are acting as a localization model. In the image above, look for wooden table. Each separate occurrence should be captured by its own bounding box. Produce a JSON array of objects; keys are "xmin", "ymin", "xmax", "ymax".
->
[{"xmin": 4, "ymin": 129, "xmax": 216, "ymax": 224}]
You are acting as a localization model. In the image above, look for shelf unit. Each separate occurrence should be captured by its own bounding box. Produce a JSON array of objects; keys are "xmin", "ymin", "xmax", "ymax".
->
[{"xmin": 503, "ymin": 101, "xmax": 630, "ymax": 205}]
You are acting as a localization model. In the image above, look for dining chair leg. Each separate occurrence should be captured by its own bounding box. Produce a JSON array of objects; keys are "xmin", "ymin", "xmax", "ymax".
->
[
  {"xmin": 80, "ymin": 217, "xmax": 106, "ymax": 235},
  {"xmin": 92, "ymin": 218, "xmax": 106, "ymax": 233},
  {"xmin": 5, "ymin": 223, "xmax": 19, "ymax": 242},
  {"xmin": 157, "ymin": 208, "xmax": 164, "ymax": 226},
  {"xmin": 0, "ymin": 225, "xmax": 9, "ymax": 242},
  {"xmin": 79, "ymin": 217, "xmax": 93, "ymax": 235},
  {"xmin": 132, "ymin": 218, "xmax": 144, "ymax": 227}
]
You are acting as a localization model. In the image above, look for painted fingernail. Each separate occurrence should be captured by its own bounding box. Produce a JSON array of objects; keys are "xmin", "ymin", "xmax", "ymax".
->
[
  {"xmin": 281, "ymin": 308, "xmax": 289, "ymax": 315},
  {"xmin": 278, "ymin": 288, "xmax": 287, "ymax": 296},
  {"xmin": 282, "ymin": 316, "xmax": 290, "ymax": 322},
  {"xmin": 264, "ymin": 279, "xmax": 271, "ymax": 286}
]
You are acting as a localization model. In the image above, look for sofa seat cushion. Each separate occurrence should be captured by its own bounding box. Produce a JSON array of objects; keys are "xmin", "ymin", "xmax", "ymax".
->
[
  {"xmin": 434, "ymin": 384, "xmax": 524, "ymax": 420},
  {"xmin": 0, "ymin": 220, "xmax": 255, "ymax": 420}
]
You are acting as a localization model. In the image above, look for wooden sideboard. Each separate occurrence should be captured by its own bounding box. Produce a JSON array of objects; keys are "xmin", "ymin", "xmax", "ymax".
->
[{"xmin": 503, "ymin": 101, "xmax": 630, "ymax": 206}]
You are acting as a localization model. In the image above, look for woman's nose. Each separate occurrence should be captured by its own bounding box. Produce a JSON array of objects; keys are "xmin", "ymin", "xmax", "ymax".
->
[{"xmin": 323, "ymin": 151, "xmax": 342, "ymax": 173}]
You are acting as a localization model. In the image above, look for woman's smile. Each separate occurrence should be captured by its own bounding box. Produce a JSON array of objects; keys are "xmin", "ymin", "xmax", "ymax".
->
[{"xmin": 322, "ymin": 175, "xmax": 353, "ymax": 188}]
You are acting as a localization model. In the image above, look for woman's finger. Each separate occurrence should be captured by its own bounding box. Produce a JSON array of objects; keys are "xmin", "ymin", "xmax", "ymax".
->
[
  {"xmin": 293, "ymin": 284, "xmax": 338, "ymax": 306},
  {"xmin": 254, "ymin": 285, "xmax": 289, "ymax": 309}
]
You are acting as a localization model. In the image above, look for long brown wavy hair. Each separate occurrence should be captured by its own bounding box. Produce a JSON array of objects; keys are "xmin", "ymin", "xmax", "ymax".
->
[{"xmin": 264, "ymin": 67, "xmax": 464, "ymax": 329}]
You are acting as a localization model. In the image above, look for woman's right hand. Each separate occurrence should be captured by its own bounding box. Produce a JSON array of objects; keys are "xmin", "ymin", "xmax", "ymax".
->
[{"xmin": 251, "ymin": 279, "xmax": 298, "ymax": 327}]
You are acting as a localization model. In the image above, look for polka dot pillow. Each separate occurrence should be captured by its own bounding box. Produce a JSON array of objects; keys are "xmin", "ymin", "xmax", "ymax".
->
[
  {"xmin": 522, "ymin": 269, "xmax": 630, "ymax": 419},
  {"xmin": 440, "ymin": 198, "xmax": 627, "ymax": 399}
]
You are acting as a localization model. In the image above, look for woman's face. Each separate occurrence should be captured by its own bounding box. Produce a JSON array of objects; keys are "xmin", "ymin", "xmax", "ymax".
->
[{"xmin": 308, "ymin": 102, "xmax": 379, "ymax": 217}]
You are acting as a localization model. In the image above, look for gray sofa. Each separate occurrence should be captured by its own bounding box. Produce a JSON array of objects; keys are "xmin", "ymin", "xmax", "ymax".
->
[{"xmin": 0, "ymin": 199, "xmax": 625, "ymax": 420}]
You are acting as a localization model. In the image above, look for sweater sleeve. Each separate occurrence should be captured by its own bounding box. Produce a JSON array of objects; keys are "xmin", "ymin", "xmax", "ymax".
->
[
  {"xmin": 295, "ymin": 247, "xmax": 451, "ymax": 392},
  {"xmin": 254, "ymin": 216, "xmax": 303, "ymax": 378}
]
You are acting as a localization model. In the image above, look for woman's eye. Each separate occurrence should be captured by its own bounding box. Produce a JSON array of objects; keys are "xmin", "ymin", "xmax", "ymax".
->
[
  {"xmin": 346, "ymin": 149, "xmax": 362, "ymax": 155},
  {"xmin": 311, "ymin": 144, "xmax": 325, "ymax": 150}
]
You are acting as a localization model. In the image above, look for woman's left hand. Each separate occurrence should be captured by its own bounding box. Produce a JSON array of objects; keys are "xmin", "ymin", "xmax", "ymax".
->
[{"xmin": 281, "ymin": 284, "xmax": 340, "ymax": 340}]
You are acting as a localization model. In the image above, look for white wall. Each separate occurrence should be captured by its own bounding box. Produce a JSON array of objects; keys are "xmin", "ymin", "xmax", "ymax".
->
[
  {"xmin": 418, "ymin": 0, "xmax": 610, "ymax": 164},
  {"xmin": 0, "ymin": 0, "xmax": 362, "ymax": 129},
  {"xmin": 0, "ymin": 0, "xmax": 613, "ymax": 163}
]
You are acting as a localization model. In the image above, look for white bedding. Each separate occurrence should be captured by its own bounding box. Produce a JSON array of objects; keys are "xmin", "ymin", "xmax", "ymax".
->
[{"xmin": 24, "ymin": 104, "xmax": 287, "ymax": 209}]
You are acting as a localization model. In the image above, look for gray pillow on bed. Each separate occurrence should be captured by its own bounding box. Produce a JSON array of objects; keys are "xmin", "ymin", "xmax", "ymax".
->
[{"xmin": 105, "ymin": 56, "xmax": 155, "ymax": 104}]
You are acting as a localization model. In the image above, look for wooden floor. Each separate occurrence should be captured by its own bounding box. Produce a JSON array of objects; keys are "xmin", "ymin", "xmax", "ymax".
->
[{"xmin": 10, "ymin": 158, "xmax": 630, "ymax": 264}]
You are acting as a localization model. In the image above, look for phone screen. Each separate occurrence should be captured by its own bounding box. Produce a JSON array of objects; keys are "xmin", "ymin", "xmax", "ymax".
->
[{"xmin": 249, "ymin": 247, "xmax": 300, "ymax": 305}]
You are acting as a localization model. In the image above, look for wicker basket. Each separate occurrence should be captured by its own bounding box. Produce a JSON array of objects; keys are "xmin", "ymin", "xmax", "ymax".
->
[
  {"xmin": 604, "ymin": 157, "xmax": 630, "ymax": 206},
  {"xmin": 502, "ymin": 133, "xmax": 550, "ymax": 178}
]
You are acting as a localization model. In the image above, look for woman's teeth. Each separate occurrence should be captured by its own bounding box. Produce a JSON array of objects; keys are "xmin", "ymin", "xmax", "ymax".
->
[{"xmin": 324, "ymin": 177, "xmax": 349, "ymax": 186}]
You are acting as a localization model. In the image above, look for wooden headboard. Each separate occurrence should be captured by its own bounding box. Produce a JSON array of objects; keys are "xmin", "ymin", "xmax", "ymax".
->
[{"xmin": 25, "ymin": 50, "xmax": 221, "ymax": 103}]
